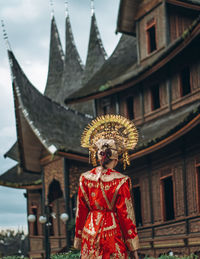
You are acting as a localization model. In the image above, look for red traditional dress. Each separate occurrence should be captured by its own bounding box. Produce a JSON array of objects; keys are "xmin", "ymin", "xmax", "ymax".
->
[{"xmin": 74, "ymin": 166, "xmax": 139, "ymax": 259}]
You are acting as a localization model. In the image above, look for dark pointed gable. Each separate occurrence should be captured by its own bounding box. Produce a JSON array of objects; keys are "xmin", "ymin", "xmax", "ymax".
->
[
  {"xmin": 8, "ymin": 51, "xmax": 91, "ymax": 170},
  {"xmin": 65, "ymin": 34, "xmax": 138, "ymax": 103},
  {"xmin": 56, "ymin": 14, "xmax": 84, "ymax": 105},
  {"xmin": 82, "ymin": 13, "xmax": 107, "ymax": 85},
  {"xmin": 44, "ymin": 16, "xmax": 64, "ymax": 101}
]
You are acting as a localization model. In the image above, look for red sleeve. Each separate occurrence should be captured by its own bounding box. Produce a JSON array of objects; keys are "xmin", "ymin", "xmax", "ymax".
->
[
  {"xmin": 74, "ymin": 175, "xmax": 89, "ymax": 249},
  {"xmin": 115, "ymin": 177, "xmax": 139, "ymax": 251}
]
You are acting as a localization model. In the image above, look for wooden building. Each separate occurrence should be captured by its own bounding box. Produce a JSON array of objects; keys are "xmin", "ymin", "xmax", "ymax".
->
[
  {"xmin": 64, "ymin": 0, "xmax": 200, "ymax": 257},
  {"xmin": 0, "ymin": 9, "xmax": 106, "ymax": 257},
  {"xmin": 1, "ymin": 0, "xmax": 200, "ymax": 257}
]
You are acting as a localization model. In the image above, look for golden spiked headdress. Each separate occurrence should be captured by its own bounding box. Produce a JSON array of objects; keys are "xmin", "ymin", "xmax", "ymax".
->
[{"xmin": 81, "ymin": 114, "xmax": 138, "ymax": 169}]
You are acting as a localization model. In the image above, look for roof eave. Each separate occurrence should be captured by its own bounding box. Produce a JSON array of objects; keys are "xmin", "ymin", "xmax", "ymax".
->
[
  {"xmin": 167, "ymin": 0, "xmax": 200, "ymax": 10},
  {"xmin": 66, "ymin": 21, "xmax": 200, "ymax": 104},
  {"xmin": 129, "ymin": 113, "xmax": 200, "ymax": 161}
]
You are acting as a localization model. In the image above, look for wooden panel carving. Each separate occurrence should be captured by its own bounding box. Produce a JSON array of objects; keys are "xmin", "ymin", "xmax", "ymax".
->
[
  {"xmin": 171, "ymin": 74, "xmax": 180, "ymax": 101},
  {"xmin": 134, "ymin": 92, "xmax": 142, "ymax": 119},
  {"xmin": 186, "ymin": 157, "xmax": 198, "ymax": 215},
  {"xmin": 189, "ymin": 218, "xmax": 200, "ymax": 233},
  {"xmin": 152, "ymin": 171, "xmax": 162, "ymax": 222},
  {"xmin": 159, "ymin": 82, "xmax": 168, "ymax": 107},
  {"xmin": 138, "ymin": 228, "xmax": 152, "ymax": 239},
  {"xmin": 144, "ymin": 87, "xmax": 152, "ymax": 115},
  {"xmin": 69, "ymin": 163, "xmax": 90, "ymax": 198},
  {"xmin": 174, "ymin": 165, "xmax": 185, "ymax": 217},
  {"xmin": 141, "ymin": 173, "xmax": 151, "ymax": 225},
  {"xmin": 30, "ymin": 237, "xmax": 43, "ymax": 251},
  {"xmin": 154, "ymin": 222, "xmax": 186, "ymax": 236}
]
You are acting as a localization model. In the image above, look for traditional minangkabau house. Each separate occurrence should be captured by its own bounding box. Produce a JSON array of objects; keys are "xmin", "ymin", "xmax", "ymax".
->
[
  {"xmin": 0, "ymin": 5, "xmax": 109, "ymax": 257},
  {"xmin": 1, "ymin": 0, "xmax": 200, "ymax": 257},
  {"xmin": 64, "ymin": 0, "xmax": 200, "ymax": 257}
]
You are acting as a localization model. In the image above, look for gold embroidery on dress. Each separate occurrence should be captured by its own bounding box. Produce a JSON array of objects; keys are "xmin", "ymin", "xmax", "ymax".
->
[
  {"xmin": 128, "ymin": 229, "xmax": 132, "ymax": 235},
  {"xmin": 126, "ymin": 235, "xmax": 140, "ymax": 251},
  {"xmin": 82, "ymin": 169, "xmax": 125, "ymax": 182},
  {"xmin": 75, "ymin": 196, "xmax": 79, "ymax": 219},
  {"xmin": 95, "ymin": 212, "xmax": 102, "ymax": 225},
  {"xmin": 125, "ymin": 197, "xmax": 136, "ymax": 225},
  {"xmin": 91, "ymin": 192, "xmax": 95, "ymax": 197},
  {"xmin": 111, "ymin": 177, "xmax": 129, "ymax": 209},
  {"xmin": 95, "ymin": 200, "xmax": 103, "ymax": 210},
  {"xmin": 103, "ymin": 212, "xmax": 117, "ymax": 231},
  {"xmin": 83, "ymin": 213, "xmax": 95, "ymax": 236},
  {"xmin": 80, "ymin": 176, "xmax": 91, "ymax": 209},
  {"xmin": 82, "ymin": 243, "xmax": 89, "ymax": 257},
  {"xmin": 100, "ymin": 181, "xmax": 112, "ymax": 210}
]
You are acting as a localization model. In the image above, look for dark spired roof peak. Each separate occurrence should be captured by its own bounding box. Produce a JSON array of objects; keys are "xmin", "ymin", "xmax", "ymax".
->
[
  {"xmin": 65, "ymin": 34, "xmax": 138, "ymax": 103},
  {"xmin": 55, "ymin": 13, "xmax": 84, "ymax": 105},
  {"xmin": 82, "ymin": 12, "xmax": 107, "ymax": 85},
  {"xmin": 44, "ymin": 16, "xmax": 64, "ymax": 101}
]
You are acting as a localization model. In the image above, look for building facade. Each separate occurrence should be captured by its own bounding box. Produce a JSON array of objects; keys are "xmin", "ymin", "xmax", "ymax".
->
[{"xmin": 0, "ymin": 0, "xmax": 200, "ymax": 257}]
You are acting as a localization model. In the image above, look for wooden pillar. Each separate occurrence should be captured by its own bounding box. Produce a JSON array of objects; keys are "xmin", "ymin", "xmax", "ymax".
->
[
  {"xmin": 25, "ymin": 190, "xmax": 30, "ymax": 253},
  {"xmin": 147, "ymin": 155, "xmax": 155, "ymax": 255},
  {"xmin": 42, "ymin": 168, "xmax": 51, "ymax": 259},
  {"xmin": 164, "ymin": 0, "xmax": 170, "ymax": 45},
  {"xmin": 167, "ymin": 79, "xmax": 172, "ymax": 111},
  {"xmin": 181, "ymin": 138, "xmax": 189, "ymax": 245},
  {"xmin": 63, "ymin": 158, "xmax": 71, "ymax": 251},
  {"xmin": 140, "ymin": 85, "xmax": 145, "ymax": 122},
  {"xmin": 56, "ymin": 199, "xmax": 61, "ymax": 248}
]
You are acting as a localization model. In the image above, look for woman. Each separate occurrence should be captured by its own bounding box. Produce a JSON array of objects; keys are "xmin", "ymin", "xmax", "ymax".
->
[{"xmin": 74, "ymin": 114, "xmax": 139, "ymax": 259}]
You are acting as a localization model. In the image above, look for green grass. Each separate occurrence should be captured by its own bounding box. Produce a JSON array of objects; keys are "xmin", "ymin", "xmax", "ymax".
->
[{"xmin": 0, "ymin": 252, "xmax": 198, "ymax": 259}]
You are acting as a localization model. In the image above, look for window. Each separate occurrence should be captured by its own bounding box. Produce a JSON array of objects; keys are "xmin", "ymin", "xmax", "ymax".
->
[
  {"xmin": 133, "ymin": 186, "xmax": 143, "ymax": 227},
  {"xmin": 126, "ymin": 96, "xmax": 134, "ymax": 120},
  {"xmin": 161, "ymin": 176, "xmax": 175, "ymax": 221},
  {"xmin": 151, "ymin": 85, "xmax": 160, "ymax": 110},
  {"xmin": 146, "ymin": 19, "xmax": 157, "ymax": 54},
  {"xmin": 180, "ymin": 67, "xmax": 191, "ymax": 96},
  {"xmin": 32, "ymin": 207, "xmax": 38, "ymax": 236}
]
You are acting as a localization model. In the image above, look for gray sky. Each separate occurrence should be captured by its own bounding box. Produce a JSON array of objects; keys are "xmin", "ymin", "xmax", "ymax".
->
[{"xmin": 0, "ymin": 0, "xmax": 120, "ymax": 232}]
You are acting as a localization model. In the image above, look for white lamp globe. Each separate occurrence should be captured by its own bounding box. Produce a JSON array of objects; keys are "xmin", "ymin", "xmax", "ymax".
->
[
  {"xmin": 27, "ymin": 214, "xmax": 36, "ymax": 222},
  {"xmin": 39, "ymin": 216, "xmax": 47, "ymax": 224},
  {"xmin": 60, "ymin": 213, "xmax": 69, "ymax": 223}
]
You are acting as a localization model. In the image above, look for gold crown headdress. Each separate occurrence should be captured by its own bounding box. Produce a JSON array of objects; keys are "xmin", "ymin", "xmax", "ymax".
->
[{"xmin": 81, "ymin": 114, "xmax": 138, "ymax": 169}]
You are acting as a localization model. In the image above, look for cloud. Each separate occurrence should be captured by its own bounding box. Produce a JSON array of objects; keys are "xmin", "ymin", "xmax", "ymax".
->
[{"xmin": 1, "ymin": 0, "xmax": 47, "ymax": 23}]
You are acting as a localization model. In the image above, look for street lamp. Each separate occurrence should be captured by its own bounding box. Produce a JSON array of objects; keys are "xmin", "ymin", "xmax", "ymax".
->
[{"xmin": 28, "ymin": 212, "xmax": 69, "ymax": 259}]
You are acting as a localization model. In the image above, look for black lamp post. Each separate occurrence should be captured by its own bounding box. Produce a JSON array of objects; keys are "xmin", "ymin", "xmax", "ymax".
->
[{"xmin": 28, "ymin": 209, "xmax": 69, "ymax": 259}]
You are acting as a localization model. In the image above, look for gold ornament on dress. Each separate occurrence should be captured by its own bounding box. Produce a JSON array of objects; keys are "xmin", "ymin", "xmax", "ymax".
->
[{"xmin": 81, "ymin": 114, "xmax": 138, "ymax": 169}]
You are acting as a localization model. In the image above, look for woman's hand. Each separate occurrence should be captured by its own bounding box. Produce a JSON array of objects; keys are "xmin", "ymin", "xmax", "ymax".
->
[{"xmin": 130, "ymin": 250, "xmax": 139, "ymax": 259}]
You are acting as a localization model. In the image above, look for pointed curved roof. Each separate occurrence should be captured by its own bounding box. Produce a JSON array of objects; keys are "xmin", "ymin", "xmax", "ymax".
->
[
  {"xmin": 0, "ymin": 165, "xmax": 41, "ymax": 189},
  {"xmin": 44, "ymin": 16, "xmax": 64, "ymax": 101},
  {"xmin": 82, "ymin": 13, "xmax": 107, "ymax": 85},
  {"xmin": 65, "ymin": 34, "xmax": 137, "ymax": 103},
  {"xmin": 8, "ymin": 50, "xmax": 91, "ymax": 171},
  {"xmin": 56, "ymin": 14, "xmax": 84, "ymax": 105}
]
